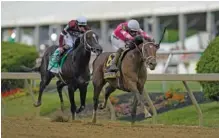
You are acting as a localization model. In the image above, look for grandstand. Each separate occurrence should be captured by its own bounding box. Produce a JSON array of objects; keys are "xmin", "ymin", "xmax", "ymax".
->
[{"xmin": 2, "ymin": 1, "xmax": 219, "ymax": 73}]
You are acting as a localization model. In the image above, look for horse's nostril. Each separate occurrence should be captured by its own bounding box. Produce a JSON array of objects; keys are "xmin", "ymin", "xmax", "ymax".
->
[{"xmin": 149, "ymin": 62, "xmax": 156, "ymax": 66}]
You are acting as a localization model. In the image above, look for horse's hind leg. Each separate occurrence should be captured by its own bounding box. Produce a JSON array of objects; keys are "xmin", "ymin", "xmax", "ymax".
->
[
  {"xmin": 76, "ymin": 82, "xmax": 89, "ymax": 113},
  {"xmin": 56, "ymin": 80, "xmax": 66, "ymax": 112},
  {"xmin": 92, "ymin": 80, "xmax": 105, "ymax": 123},
  {"xmin": 34, "ymin": 72, "xmax": 54, "ymax": 107},
  {"xmin": 99, "ymin": 84, "xmax": 116, "ymax": 110}
]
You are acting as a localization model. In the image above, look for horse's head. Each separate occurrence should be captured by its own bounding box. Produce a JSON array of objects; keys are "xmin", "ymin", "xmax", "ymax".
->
[
  {"xmin": 80, "ymin": 30, "xmax": 103, "ymax": 55},
  {"xmin": 138, "ymin": 39, "xmax": 160, "ymax": 70}
]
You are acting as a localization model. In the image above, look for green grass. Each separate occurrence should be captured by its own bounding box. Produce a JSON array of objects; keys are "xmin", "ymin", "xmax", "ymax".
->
[
  {"xmin": 3, "ymin": 92, "xmax": 68, "ymax": 117},
  {"xmin": 2, "ymin": 85, "xmax": 123, "ymax": 117},
  {"xmin": 34, "ymin": 80, "xmax": 201, "ymax": 93},
  {"xmin": 3, "ymin": 82, "xmax": 218, "ymax": 128},
  {"xmin": 141, "ymin": 102, "xmax": 219, "ymax": 127},
  {"xmin": 3, "ymin": 81, "xmax": 201, "ymax": 117}
]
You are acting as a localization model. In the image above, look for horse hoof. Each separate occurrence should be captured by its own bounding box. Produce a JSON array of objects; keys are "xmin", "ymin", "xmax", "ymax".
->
[
  {"xmin": 91, "ymin": 119, "xmax": 96, "ymax": 124},
  {"xmin": 33, "ymin": 102, "xmax": 41, "ymax": 107},
  {"xmin": 76, "ymin": 106, "xmax": 85, "ymax": 113},
  {"xmin": 145, "ymin": 113, "xmax": 152, "ymax": 119},
  {"xmin": 61, "ymin": 103, "xmax": 64, "ymax": 111},
  {"xmin": 98, "ymin": 103, "xmax": 105, "ymax": 110},
  {"xmin": 131, "ymin": 121, "xmax": 135, "ymax": 126}
]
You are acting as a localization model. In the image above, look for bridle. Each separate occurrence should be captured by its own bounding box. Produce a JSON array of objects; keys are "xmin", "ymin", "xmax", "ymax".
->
[
  {"xmin": 141, "ymin": 42, "xmax": 157, "ymax": 65},
  {"xmin": 80, "ymin": 30, "xmax": 100, "ymax": 53},
  {"xmin": 131, "ymin": 40, "xmax": 157, "ymax": 65}
]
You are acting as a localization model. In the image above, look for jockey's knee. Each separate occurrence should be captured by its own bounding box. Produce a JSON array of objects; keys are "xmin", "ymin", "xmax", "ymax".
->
[{"xmin": 63, "ymin": 45, "xmax": 70, "ymax": 49}]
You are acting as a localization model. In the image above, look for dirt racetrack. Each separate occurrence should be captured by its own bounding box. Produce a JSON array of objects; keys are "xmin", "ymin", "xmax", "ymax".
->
[{"xmin": 2, "ymin": 116, "xmax": 219, "ymax": 138}]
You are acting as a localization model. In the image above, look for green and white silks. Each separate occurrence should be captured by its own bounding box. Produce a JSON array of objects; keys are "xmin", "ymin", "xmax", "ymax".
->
[{"xmin": 48, "ymin": 48, "xmax": 61, "ymax": 73}]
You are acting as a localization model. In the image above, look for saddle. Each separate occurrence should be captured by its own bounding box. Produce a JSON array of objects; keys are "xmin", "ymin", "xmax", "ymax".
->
[
  {"xmin": 48, "ymin": 48, "xmax": 73, "ymax": 73},
  {"xmin": 104, "ymin": 48, "xmax": 130, "ymax": 79},
  {"xmin": 59, "ymin": 48, "xmax": 73, "ymax": 67}
]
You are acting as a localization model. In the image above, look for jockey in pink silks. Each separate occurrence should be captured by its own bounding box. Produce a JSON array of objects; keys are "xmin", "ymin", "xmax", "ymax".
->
[{"xmin": 108, "ymin": 19, "xmax": 155, "ymax": 72}]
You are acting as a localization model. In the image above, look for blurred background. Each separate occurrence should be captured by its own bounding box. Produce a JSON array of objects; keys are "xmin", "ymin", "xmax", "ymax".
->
[
  {"xmin": 2, "ymin": 1, "xmax": 219, "ymax": 74},
  {"xmin": 2, "ymin": 1, "xmax": 219, "ymax": 127}
]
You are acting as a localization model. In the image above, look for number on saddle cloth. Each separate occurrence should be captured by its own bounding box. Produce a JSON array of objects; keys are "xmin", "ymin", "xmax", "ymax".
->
[
  {"xmin": 103, "ymin": 54, "xmax": 117, "ymax": 79},
  {"xmin": 105, "ymin": 54, "xmax": 115, "ymax": 69}
]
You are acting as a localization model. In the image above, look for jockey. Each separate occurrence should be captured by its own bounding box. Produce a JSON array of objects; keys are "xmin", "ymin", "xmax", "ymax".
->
[
  {"xmin": 48, "ymin": 16, "xmax": 90, "ymax": 73},
  {"xmin": 108, "ymin": 19, "xmax": 154, "ymax": 72},
  {"xmin": 58, "ymin": 16, "xmax": 90, "ymax": 53}
]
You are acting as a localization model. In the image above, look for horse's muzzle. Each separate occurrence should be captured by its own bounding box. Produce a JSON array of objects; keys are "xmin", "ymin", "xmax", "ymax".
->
[{"xmin": 148, "ymin": 58, "xmax": 157, "ymax": 70}]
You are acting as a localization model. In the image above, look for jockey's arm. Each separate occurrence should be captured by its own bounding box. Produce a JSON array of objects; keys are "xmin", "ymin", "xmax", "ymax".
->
[
  {"xmin": 59, "ymin": 27, "xmax": 68, "ymax": 48},
  {"xmin": 120, "ymin": 30, "xmax": 134, "ymax": 42},
  {"xmin": 139, "ymin": 29, "xmax": 154, "ymax": 42},
  {"xmin": 119, "ymin": 30, "xmax": 136, "ymax": 49},
  {"xmin": 59, "ymin": 20, "xmax": 76, "ymax": 48}
]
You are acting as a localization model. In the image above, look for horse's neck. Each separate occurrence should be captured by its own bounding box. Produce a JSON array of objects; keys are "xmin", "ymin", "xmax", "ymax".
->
[
  {"xmin": 74, "ymin": 44, "xmax": 91, "ymax": 67},
  {"xmin": 129, "ymin": 49, "xmax": 146, "ymax": 73}
]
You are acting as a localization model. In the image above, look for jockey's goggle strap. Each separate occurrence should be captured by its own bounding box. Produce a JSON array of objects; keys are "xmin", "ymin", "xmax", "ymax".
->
[
  {"xmin": 130, "ymin": 30, "xmax": 138, "ymax": 34},
  {"xmin": 78, "ymin": 25, "xmax": 86, "ymax": 28},
  {"xmin": 78, "ymin": 22, "xmax": 87, "ymax": 25}
]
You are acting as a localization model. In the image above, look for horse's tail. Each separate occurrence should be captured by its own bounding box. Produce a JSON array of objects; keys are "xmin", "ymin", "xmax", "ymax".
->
[{"xmin": 20, "ymin": 65, "xmax": 40, "ymax": 72}]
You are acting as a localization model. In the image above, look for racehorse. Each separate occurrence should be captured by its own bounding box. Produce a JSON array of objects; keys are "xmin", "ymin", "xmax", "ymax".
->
[
  {"xmin": 91, "ymin": 37, "xmax": 159, "ymax": 124},
  {"xmin": 23, "ymin": 30, "xmax": 102, "ymax": 120}
]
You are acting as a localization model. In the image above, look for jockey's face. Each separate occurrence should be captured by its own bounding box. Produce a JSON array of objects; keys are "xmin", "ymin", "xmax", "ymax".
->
[
  {"xmin": 78, "ymin": 25, "xmax": 86, "ymax": 32},
  {"xmin": 129, "ymin": 30, "xmax": 138, "ymax": 37}
]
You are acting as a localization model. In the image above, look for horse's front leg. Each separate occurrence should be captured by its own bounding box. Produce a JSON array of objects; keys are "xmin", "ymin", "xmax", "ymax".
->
[
  {"xmin": 76, "ymin": 82, "xmax": 89, "ymax": 113},
  {"xmin": 142, "ymin": 88, "xmax": 157, "ymax": 123},
  {"xmin": 34, "ymin": 72, "xmax": 53, "ymax": 107},
  {"xmin": 131, "ymin": 94, "xmax": 138, "ymax": 125},
  {"xmin": 136, "ymin": 91, "xmax": 152, "ymax": 118},
  {"xmin": 67, "ymin": 84, "xmax": 77, "ymax": 121},
  {"xmin": 128, "ymin": 82, "xmax": 151, "ymax": 124}
]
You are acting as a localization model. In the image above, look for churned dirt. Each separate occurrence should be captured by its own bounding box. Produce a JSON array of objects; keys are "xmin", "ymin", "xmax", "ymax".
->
[{"xmin": 2, "ymin": 116, "xmax": 219, "ymax": 138}]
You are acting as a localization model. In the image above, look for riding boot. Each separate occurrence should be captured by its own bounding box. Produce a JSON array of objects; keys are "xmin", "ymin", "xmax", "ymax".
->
[
  {"xmin": 107, "ymin": 48, "xmax": 123, "ymax": 72},
  {"xmin": 53, "ymin": 50, "xmax": 61, "ymax": 64}
]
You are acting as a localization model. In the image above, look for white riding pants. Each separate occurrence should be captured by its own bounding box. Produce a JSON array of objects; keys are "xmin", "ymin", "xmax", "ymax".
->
[{"xmin": 110, "ymin": 32, "xmax": 126, "ymax": 51}]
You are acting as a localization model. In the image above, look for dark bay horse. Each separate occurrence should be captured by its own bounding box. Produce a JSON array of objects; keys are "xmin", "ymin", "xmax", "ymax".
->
[
  {"xmin": 23, "ymin": 30, "xmax": 102, "ymax": 120},
  {"xmin": 91, "ymin": 39, "xmax": 159, "ymax": 124}
]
